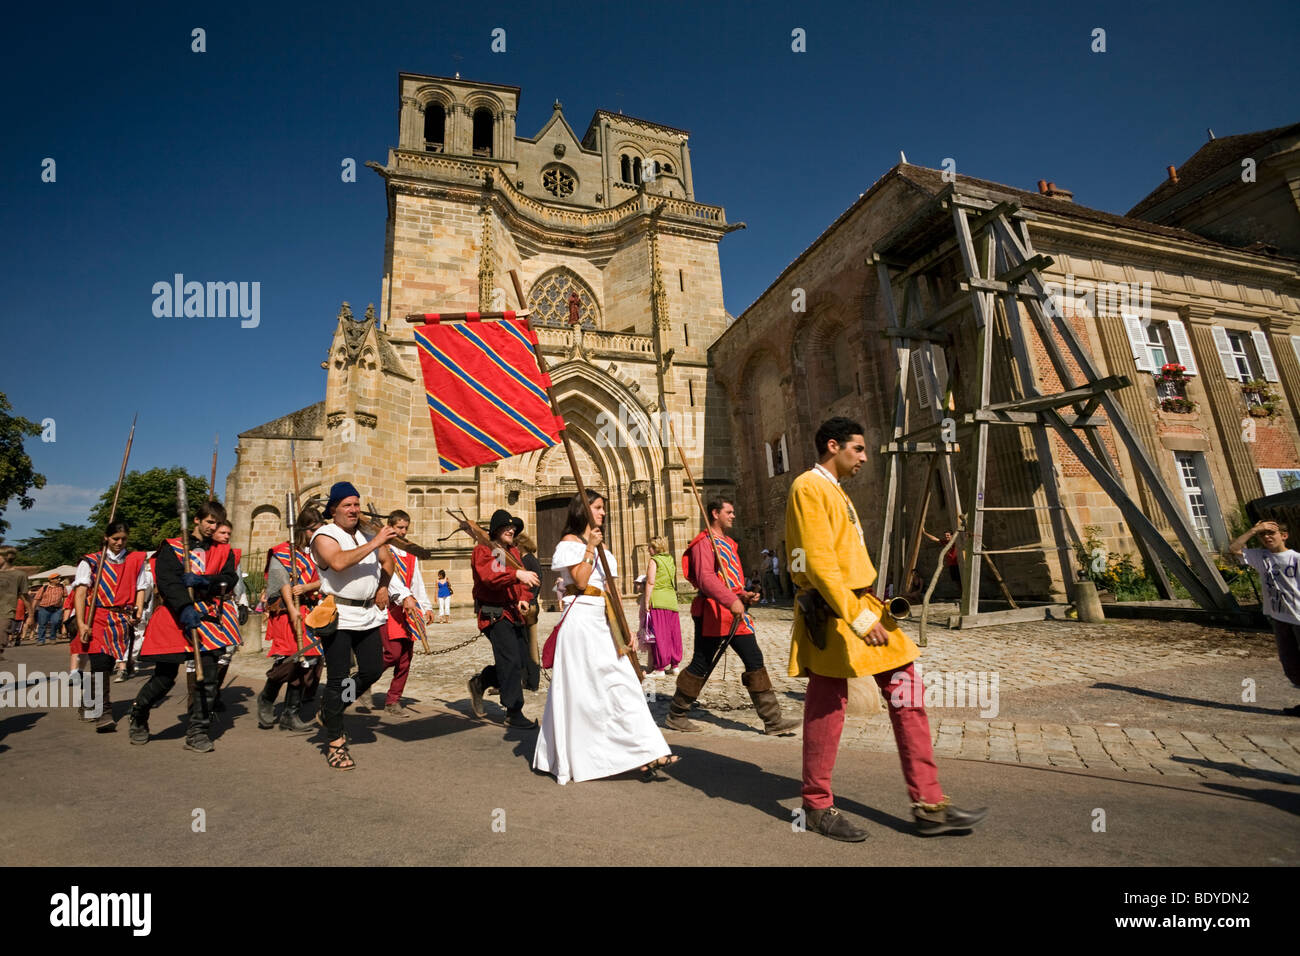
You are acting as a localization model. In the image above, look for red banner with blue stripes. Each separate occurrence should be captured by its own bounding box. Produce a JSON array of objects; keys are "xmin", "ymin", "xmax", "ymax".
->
[{"xmin": 414, "ymin": 314, "xmax": 565, "ymax": 473}]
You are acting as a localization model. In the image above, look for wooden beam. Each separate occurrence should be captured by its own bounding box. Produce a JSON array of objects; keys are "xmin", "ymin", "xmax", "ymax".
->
[
  {"xmin": 947, "ymin": 605, "xmax": 1070, "ymax": 629},
  {"xmin": 880, "ymin": 442, "xmax": 959, "ymax": 454},
  {"xmin": 969, "ymin": 409, "xmax": 1104, "ymax": 428},
  {"xmin": 883, "ymin": 326, "xmax": 952, "ymax": 344},
  {"xmin": 984, "ymin": 376, "xmax": 1130, "ymax": 415},
  {"xmin": 996, "ymin": 254, "xmax": 1054, "ymax": 285}
]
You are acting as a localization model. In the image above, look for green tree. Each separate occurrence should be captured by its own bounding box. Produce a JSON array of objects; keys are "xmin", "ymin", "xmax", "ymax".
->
[
  {"xmin": 0, "ymin": 391, "xmax": 47, "ymax": 537},
  {"xmin": 87, "ymin": 467, "xmax": 210, "ymax": 552},
  {"xmin": 12, "ymin": 522, "xmax": 101, "ymax": 569}
]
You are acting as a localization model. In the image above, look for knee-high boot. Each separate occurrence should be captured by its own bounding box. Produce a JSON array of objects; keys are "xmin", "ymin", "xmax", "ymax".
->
[
  {"xmin": 743, "ymin": 667, "xmax": 800, "ymax": 735},
  {"xmin": 664, "ymin": 670, "xmax": 706, "ymax": 733}
]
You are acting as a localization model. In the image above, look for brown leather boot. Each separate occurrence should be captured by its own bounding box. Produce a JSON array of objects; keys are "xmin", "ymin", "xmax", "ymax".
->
[
  {"xmin": 664, "ymin": 670, "xmax": 705, "ymax": 732},
  {"xmin": 742, "ymin": 668, "xmax": 800, "ymax": 735}
]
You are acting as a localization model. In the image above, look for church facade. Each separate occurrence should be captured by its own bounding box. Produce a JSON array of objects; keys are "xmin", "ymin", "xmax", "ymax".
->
[{"xmin": 225, "ymin": 73, "xmax": 741, "ymax": 598}]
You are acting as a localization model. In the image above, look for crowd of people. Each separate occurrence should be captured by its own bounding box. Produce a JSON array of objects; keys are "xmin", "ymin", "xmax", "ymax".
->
[{"xmin": 5, "ymin": 418, "xmax": 1014, "ymax": 839}]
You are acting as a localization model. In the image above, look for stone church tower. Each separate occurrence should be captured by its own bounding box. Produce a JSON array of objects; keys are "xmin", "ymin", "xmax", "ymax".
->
[{"xmin": 226, "ymin": 72, "xmax": 740, "ymax": 597}]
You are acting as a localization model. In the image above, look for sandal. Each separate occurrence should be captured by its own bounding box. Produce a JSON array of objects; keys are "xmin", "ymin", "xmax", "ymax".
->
[
  {"xmin": 638, "ymin": 755, "xmax": 681, "ymax": 773},
  {"xmin": 326, "ymin": 739, "xmax": 355, "ymax": 771}
]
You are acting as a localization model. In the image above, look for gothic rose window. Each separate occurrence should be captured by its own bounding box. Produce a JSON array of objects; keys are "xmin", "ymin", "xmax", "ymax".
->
[
  {"xmin": 528, "ymin": 269, "xmax": 598, "ymax": 328},
  {"xmin": 541, "ymin": 165, "xmax": 576, "ymax": 198}
]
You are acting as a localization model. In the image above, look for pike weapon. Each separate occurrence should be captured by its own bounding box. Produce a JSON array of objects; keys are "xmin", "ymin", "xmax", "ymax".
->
[
  {"xmin": 281, "ymin": 491, "xmax": 309, "ymax": 660},
  {"xmin": 208, "ymin": 433, "xmax": 219, "ymax": 502},
  {"xmin": 668, "ymin": 417, "xmax": 750, "ymax": 680},
  {"xmin": 177, "ymin": 478, "xmax": 210, "ymax": 718},
  {"xmin": 81, "ymin": 414, "xmax": 138, "ymax": 640}
]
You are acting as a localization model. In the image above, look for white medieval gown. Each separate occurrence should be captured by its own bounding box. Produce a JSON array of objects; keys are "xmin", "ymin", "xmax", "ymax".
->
[{"xmin": 532, "ymin": 540, "xmax": 671, "ymax": 784}]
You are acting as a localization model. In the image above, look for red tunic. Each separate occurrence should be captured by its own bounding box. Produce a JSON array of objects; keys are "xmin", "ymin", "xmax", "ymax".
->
[
  {"xmin": 72, "ymin": 550, "xmax": 147, "ymax": 659},
  {"xmin": 140, "ymin": 538, "xmax": 241, "ymax": 656},
  {"xmin": 471, "ymin": 542, "xmax": 527, "ymax": 629},
  {"xmin": 683, "ymin": 531, "xmax": 754, "ymax": 638},
  {"xmin": 384, "ymin": 548, "xmax": 423, "ymax": 643},
  {"xmin": 264, "ymin": 541, "xmax": 322, "ymax": 658}
]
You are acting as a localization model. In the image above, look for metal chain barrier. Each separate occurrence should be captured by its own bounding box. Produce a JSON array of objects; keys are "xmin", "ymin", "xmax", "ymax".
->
[{"xmin": 421, "ymin": 632, "xmax": 482, "ymax": 656}]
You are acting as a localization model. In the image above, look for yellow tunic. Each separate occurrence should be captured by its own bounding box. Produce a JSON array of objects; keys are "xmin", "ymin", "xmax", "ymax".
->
[{"xmin": 786, "ymin": 467, "xmax": 920, "ymax": 679}]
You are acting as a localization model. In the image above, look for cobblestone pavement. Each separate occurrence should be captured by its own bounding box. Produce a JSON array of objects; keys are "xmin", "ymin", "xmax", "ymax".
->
[{"xmin": 228, "ymin": 602, "xmax": 1300, "ymax": 784}]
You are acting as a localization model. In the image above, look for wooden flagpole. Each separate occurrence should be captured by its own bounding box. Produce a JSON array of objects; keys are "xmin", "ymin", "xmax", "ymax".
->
[
  {"xmin": 404, "ymin": 309, "xmax": 533, "ymax": 324},
  {"xmin": 508, "ymin": 270, "xmax": 644, "ymax": 681},
  {"xmin": 209, "ymin": 434, "xmax": 218, "ymax": 501}
]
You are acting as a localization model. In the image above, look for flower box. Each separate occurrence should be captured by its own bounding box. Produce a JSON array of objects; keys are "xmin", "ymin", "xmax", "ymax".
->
[
  {"xmin": 1159, "ymin": 396, "xmax": 1196, "ymax": 414},
  {"xmin": 1157, "ymin": 363, "xmax": 1187, "ymax": 383}
]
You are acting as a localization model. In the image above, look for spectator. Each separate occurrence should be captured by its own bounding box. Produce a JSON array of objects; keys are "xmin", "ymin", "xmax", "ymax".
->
[
  {"xmin": 0, "ymin": 547, "xmax": 30, "ymax": 663},
  {"xmin": 29, "ymin": 574, "xmax": 68, "ymax": 645},
  {"xmin": 639, "ymin": 536, "xmax": 682, "ymax": 676},
  {"xmin": 434, "ymin": 570, "xmax": 453, "ymax": 624},
  {"xmin": 1229, "ymin": 519, "xmax": 1300, "ymax": 716}
]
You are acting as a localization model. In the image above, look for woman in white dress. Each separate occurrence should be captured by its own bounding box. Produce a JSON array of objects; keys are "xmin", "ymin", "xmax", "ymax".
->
[{"xmin": 533, "ymin": 490, "xmax": 677, "ymax": 784}]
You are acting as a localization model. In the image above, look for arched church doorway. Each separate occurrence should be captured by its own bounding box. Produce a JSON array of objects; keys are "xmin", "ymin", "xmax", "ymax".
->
[{"xmin": 535, "ymin": 494, "xmax": 571, "ymax": 609}]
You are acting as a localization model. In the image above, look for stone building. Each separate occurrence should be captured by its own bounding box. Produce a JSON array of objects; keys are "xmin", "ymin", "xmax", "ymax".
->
[
  {"xmin": 226, "ymin": 73, "xmax": 741, "ymax": 599},
  {"xmin": 710, "ymin": 123, "xmax": 1300, "ymax": 601}
]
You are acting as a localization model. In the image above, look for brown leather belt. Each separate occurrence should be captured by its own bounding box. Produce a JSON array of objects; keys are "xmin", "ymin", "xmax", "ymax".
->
[
  {"xmin": 333, "ymin": 595, "xmax": 375, "ymax": 608},
  {"xmin": 564, "ymin": 585, "xmax": 604, "ymax": 598}
]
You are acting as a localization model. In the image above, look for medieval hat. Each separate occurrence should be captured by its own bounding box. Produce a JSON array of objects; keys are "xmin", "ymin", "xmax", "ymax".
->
[
  {"xmin": 325, "ymin": 481, "xmax": 360, "ymax": 517},
  {"xmin": 489, "ymin": 509, "xmax": 515, "ymax": 538},
  {"xmin": 511, "ymin": 515, "xmax": 525, "ymax": 535}
]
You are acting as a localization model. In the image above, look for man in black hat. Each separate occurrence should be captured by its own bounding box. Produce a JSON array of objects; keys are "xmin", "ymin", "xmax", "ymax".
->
[{"xmin": 467, "ymin": 509, "xmax": 540, "ymax": 728}]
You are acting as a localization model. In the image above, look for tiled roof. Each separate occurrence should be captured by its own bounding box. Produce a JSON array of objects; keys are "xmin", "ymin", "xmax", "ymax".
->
[
  {"xmin": 239, "ymin": 402, "xmax": 325, "ymax": 440},
  {"xmin": 1126, "ymin": 121, "xmax": 1300, "ymax": 218}
]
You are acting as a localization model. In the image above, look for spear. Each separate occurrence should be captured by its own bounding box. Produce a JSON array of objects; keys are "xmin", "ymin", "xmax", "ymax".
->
[
  {"xmin": 81, "ymin": 415, "xmax": 138, "ymax": 637},
  {"xmin": 668, "ymin": 416, "xmax": 750, "ymax": 682}
]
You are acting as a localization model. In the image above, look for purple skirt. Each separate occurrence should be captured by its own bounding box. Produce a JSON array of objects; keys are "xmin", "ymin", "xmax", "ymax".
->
[{"xmin": 646, "ymin": 608, "xmax": 683, "ymax": 671}]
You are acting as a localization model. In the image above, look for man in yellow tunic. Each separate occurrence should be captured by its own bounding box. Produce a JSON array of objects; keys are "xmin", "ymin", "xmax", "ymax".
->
[{"xmin": 787, "ymin": 417, "xmax": 988, "ymax": 842}]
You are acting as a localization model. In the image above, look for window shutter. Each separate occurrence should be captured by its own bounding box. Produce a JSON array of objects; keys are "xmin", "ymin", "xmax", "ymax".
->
[
  {"xmin": 1210, "ymin": 326, "xmax": 1238, "ymax": 379},
  {"xmin": 1290, "ymin": 335, "xmax": 1300, "ymax": 371},
  {"xmin": 911, "ymin": 351, "xmax": 931, "ymax": 408},
  {"xmin": 778, "ymin": 434, "xmax": 788, "ymax": 474},
  {"xmin": 1123, "ymin": 315, "xmax": 1152, "ymax": 371},
  {"xmin": 1166, "ymin": 319, "xmax": 1197, "ymax": 375},
  {"xmin": 1251, "ymin": 330, "xmax": 1279, "ymax": 382},
  {"xmin": 765, "ymin": 442, "xmax": 774, "ymax": 478}
]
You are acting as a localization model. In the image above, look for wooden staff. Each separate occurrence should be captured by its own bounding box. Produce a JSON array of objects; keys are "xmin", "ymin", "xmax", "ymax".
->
[
  {"xmin": 281, "ymin": 491, "xmax": 308, "ymax": 659},
  {"xmin": 209, "ymin": 434, "xmax": 218, "ymax": 501},
  {"xmin": 668, "ymin": 417, "xmax": 749, "ymax": 680},
  {"xmin": 81, "ymin": 415, "xmax": 138, "ymax": 634},
  {"xmin": 509, "ymin": 270, "xmax": 643, "ymax": 681},
  {"xmin": 177, "ymin": 478, "xmax": 210, "ymax": 718}
]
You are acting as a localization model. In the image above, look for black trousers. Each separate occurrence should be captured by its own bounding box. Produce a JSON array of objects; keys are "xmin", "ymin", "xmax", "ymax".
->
[
  {"xmin": 684, "ymin": 615, "xmax": 765, "ymax": 678},
  {"xmin": 133, "ymin": 653, "xmax": 219, "ymax": 728},
  {"xmin": 477, "ymin": 617, "xmax": 533, "ymax": 712},
  {"xmin": 262, "ymin": 656, "xmax": 323, "ymax": 702},
  {"xmin": 320, "ymin": 627, "xmax": 382, "ymax": 738}
]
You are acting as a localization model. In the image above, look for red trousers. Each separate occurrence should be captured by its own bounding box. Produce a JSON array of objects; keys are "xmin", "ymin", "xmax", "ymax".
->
[
  {"xmin": 380, "ymin": 632, "xmax": 413, "ymax": 706},
  {"xmin": 802, "ymin": 663, "xmax": 943, "ymax": 810}
]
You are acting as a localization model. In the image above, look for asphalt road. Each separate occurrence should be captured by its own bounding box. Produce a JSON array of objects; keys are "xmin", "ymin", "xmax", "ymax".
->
[{"xmin": 2, "ymin": 659, "xmax": 1296, "ymax": 867}]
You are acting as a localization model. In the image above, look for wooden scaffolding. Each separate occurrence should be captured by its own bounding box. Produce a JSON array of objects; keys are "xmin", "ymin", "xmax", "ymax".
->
[{"xmin": 871, "ymin": 182, "xmax": 1237, "ymax": 627}]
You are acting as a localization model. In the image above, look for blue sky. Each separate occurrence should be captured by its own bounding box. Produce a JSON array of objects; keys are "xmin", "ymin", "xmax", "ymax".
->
[{"xmin": 2, "ymin": 0, "xmax": 1297, "ymax": 544}]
